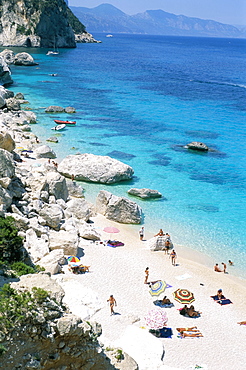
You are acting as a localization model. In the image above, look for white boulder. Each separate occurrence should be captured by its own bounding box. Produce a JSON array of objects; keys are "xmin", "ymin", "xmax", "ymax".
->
[
  {"xmin": 14, "ymin": 52, "xmax": 38, "ymax": 66},
  {"xmin": 39, "ymin": 204, "xmax": 64, "ymax": 229},
  {"xmin": 78, "ymin": 223, "xmax": 101, "ymax": 240},
  {"xmin": 96, "ymin": 190, "xmax": 142, "ymax": 224},
  {"xmin": 49, "ymin": 229, "xmax": 79, "ymax": 255},
  {"xmin": 38, "ymin": 249, "xmax": 65, "ymax": 275},
  {"xmin": 128, "ymin": 188, "xmax": 162, "ymax": 199},
  {"xmin": 65, "ymin": 198, "xmax": 94, "ymax": 221},
  {"xmin": 58, "ymin": 153, "xmax": 134, "ymax": 184},
  {"xmin": 24, "ymin": 228, "xmax": 49, "ymax": 263},
  {"xmin": 35, "ymin": 145, "xmax": 56, "ymax": 159},
  {"xmin": 0, "ymin": 149, "xmax": 15, "ymax": 178}
]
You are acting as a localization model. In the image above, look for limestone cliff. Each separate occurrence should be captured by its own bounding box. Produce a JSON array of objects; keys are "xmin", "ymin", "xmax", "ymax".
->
[{"xmin": 0, "ymin": 0, "xmax": 86, "ymax": 48}]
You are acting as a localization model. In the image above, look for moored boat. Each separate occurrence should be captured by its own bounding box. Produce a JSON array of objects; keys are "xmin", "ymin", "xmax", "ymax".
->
[
  {"xmin": 54, "ymin": 120, "xmax": 76, "ymax": 125},
  {"xmin": 51, "ymin": 124, "xmax": 66, "ymax": 131}
]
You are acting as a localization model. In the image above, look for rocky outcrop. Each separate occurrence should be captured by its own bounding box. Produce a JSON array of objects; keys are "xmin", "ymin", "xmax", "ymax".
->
[
  {"xmin": 96, "ymin": 190, "xmax": 143, "ymax": 224},
  {"xmin": 35, "ymin": 144, "xmax": 57, "ymax": 159},
  {"xmin": 186, "ymin": 141, "xmax": 209, "ymax": 151},
  {"xmin": 79, "ymin": 223, "xmax": 101, "ymax": 241},
  {"xmin": 0, "ymin": 55, "xmax": 13, "ymax": 86},
  {"xmin": 0, "ymin": 149, "xmax": 15, "ymax": 178},
  {"xmin": 75, "ymin": 32, "xmax": 101, "ymax": 43},
  {"xmin": 45, "ymin": 105, "xmax": 65, "ymax": 113},
  {"xmin": 0, "ymin": 0, "xmax": 77, "ymax": 48},
  {"xmin": 49, "ymin": 229, "xmax": 79, "ymax": 255},
  {"xmin": 58, "ymin": 153, "xmax": 134, "ymax": 184},
  {"xmin": 128, "ymin": 188, "xmax": 162, "ymax": 199},
  {"xmin": 14, "ymin": 52, "xmax": 38, "ymax": 66},
  {"xmin": 0, "ymin": 129, "xmax": 15, "ymax": 152}
]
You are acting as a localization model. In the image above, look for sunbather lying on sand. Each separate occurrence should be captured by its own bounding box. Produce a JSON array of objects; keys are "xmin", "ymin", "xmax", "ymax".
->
[
  {"xmin": 179, "ymin": 330, "xmax": 203, "ymax": 338},
  {"xmin": 176, "ymin": 327, "xmax": 199, "ymax": 332},
  {"xmin": 161, "ymin": 296, "xmax": 172, "ymax": 305},
  {"xmin": 186, "ymin": 305, "xmax": 201, "ymax": 317},
  {"xmin": 237, "ymin": 321, "xmax": 246, "ymax": 325}
]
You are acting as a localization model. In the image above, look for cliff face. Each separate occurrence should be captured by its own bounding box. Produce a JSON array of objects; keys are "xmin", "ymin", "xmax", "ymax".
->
[{"xmin": 0, "ymin": 0, "xmax": 80, "ymax": 48}]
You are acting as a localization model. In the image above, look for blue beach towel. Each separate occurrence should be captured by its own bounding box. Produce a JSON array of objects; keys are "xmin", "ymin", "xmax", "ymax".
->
[{"xmin": 217, "ymin": 299, "xmax": 232, "ymax": 305}]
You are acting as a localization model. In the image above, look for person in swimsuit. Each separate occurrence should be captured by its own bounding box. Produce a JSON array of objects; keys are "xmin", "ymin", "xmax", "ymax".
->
[
  {"xmin": 170, "ymin": 250, "xmax": 177, "ymax": 266},
  {"xmin": 155, "ymin": 229, "xmax": 164, "ymax": 236},
  {"xmin": 144, "ymin": 267, "xmax": 149, "ymax": 284},
  {"xmin": 214, "ymin": 264, "xmax": 222, "ymax": 272},
  {"xmin": 179, "ymin": 330, "xmax": 203, "ymax": 338},
  {"xmin": 107, "ymin": 295, "xmax": 117, "ymax": 315}
]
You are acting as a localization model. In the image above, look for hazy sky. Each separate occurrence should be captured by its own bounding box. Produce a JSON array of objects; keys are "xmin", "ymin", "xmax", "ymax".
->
[{"xmin": 69, "ymin": 0, "xmax": 246, "ymax": 25}]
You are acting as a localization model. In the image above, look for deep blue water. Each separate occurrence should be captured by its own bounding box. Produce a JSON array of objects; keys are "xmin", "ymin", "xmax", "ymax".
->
[{"xmin": 7, "ymin": 34, "xmax": 246, "ymax": 278}]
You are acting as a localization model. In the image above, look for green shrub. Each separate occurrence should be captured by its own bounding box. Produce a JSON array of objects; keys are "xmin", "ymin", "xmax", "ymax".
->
[
  {"xmin": 10, "ymin": 262, "xmax": 35, "ymax": 276},
  {"xmin": 0, "ymin": 217, "xmax": 23, "ymax": 262},
  {"xmin": 0, "ymin": 284, "xmax": 52, "ymax": 332},
  {"xmin": 0, "ymin": 344, "xmax": 7, "ymax": 357}
]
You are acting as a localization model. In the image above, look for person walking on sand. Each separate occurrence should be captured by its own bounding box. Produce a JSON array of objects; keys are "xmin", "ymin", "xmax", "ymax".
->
[
  {"xmin": 222, "ymin": 262, "xmax": 227, "ymax": 273},
  {"xmin": 107, "ymin": 295, "xmax": 117, "ymax": 315},
  {"xmin": 214, "ymin": 263, "xmax": 222, "ymax": 272},
  {"xmin": 144, "ymin": 267, "xmax": 149, "ymax": 284},
  {"xmin": 139, "ymin": 227, "xmax": 144, "ymax": 241},
  {"xmin": 170, "ymin": 250, "xmax": 177, "ymax": 266}
]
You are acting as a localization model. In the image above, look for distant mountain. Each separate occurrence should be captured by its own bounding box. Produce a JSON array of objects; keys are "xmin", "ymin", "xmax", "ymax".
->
[{"xmin": 70, "ymin": 3, "xmax": 244, "ymax": 38}]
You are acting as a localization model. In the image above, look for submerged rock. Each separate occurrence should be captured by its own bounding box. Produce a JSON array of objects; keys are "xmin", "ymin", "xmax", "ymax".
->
[
  {"xmin": 186, "ymin": 141, "xmax": 209, "ymax": 151},
  {"xmin": 128, "ymin": 188, "xmax": 162, "ymax": 199},
  {"xmin": 45, "ymin": 105, "xmax": 64, "ymax": 113}
]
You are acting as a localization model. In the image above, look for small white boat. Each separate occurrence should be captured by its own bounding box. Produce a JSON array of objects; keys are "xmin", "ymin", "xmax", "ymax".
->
[
  {"xmin": 51, "ymin": 124, "xmax": 66, "ymax": 131},
  {"xmin": 106, "ymin": 34, "xmax": 113, "ymax": 37},
  {"xmin": 46, "ymin": 51, "xmax": 59, "ymax": 55}
]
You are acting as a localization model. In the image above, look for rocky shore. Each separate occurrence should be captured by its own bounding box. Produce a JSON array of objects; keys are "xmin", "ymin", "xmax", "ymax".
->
[{"xmin": 0, "ymin": 56, "xmax": 141, "ymax": 369}]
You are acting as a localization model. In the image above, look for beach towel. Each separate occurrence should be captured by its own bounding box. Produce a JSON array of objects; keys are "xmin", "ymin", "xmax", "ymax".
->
[
  {"xmin": 107, "ymin": 241, "xmax": 124, "ymax": 248},
  {"xmin": 153, "ymin": 300, "xmax": 174, "ymax": 308},
  {"xmin": 217, "ymin": 299, "xmax": 232, "ymax": 306},
  {"xmin": 159, "ymin": 327, "xmax": 173, "ymax": 338}
]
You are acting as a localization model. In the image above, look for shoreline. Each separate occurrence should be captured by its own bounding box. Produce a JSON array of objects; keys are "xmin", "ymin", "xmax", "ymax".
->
[
  {"xmin": 27, "ymin": 122, "xmax": 246, "ymax": 283},
  {"xmin": 3, "ymin": 82, "xmax": 246, "ymax": 369}
]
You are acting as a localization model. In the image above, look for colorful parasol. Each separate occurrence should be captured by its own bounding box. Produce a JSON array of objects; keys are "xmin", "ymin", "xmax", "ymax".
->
[
  {"xmin": 173, "ymin": 288, "xmax": 195, "ymax": 304},
  {"xmin": 103, "ymin": 226, "xmax": 120, "ymax": 240},
  {"xmin": 144, "ymin": 308, "xmax": 168, "ymax": 329},
  {"xmin": 67, "ymin": 256, "xmax": 80, "ymax": 263},
  {"xmin": 149, "ymin": 280, "xmax": 167, "ymax": 297}
]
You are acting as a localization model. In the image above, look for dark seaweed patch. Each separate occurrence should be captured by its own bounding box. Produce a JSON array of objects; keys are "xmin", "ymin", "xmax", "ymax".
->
[
  {"xmin": 189, "ymin": 173, "xmax": 226, "ymax": 185},
  {"xmin": 107, "ymin": 150, "xmax": 136, "ymax": 160},
  {"xmin": 187, "ymin": 204, "xmax": 219, "ymax": 213},
  {"xmin": 89, "ymin": 142, "xmax": 109, "ymax": 147},
  {"xmin": 185, "ymin": 130, "xmax": 219, "ymax": 139},
  {"xmin": 148, "ymin": 159, "xmax": 170, "ymax": 166}
]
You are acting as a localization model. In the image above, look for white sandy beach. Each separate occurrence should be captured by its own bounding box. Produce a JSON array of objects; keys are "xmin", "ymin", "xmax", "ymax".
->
[
  {"xmin": 16, "ymin": 148, "xmax": 246, "ymax": 370},
  {"xmin": 52, "ymin": 213, "xmax": 246, "ymax": 370}
]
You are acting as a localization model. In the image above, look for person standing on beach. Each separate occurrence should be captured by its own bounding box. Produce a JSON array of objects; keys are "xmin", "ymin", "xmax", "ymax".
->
[
  {"xmin": 144, "ymin": 267, "xmax": 149, "ymax": 284},
  {"xmin": 139, "ymin": 227, "xmax": 144, "ymax": 241},
  {"xmin": 107, "ymin": 295, "xmax": 117, "ymax": 315},
  {"xmin": 170, "ymin": 250, "xmax": 177, "ymax": 266},
  {"xmin": 222, "ymin": 262, "xmax": 227, "ymax": 273}
]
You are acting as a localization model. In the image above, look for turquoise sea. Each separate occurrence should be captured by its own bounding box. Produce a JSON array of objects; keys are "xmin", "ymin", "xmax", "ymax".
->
[{"xmin": 7, "ymin": 34, "xmax": 246, "ymax": 279}]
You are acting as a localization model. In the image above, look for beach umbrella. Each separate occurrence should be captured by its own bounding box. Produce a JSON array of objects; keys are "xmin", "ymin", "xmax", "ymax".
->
[
  {"xmin": 67, "ymin": 256, "xmax": 80, "ymax": 263},
  {"xmin": 149, "ymin": 280, "xmax": 167, "ymax": 297},
  {"xmin": 103, "ymin": 226, "xmax": 120, "ymax": 240},
  {"xmin": 144, "ymin": 308, "xmax": 168, "ymax": 329},
  {"xmin": 173, "ymin": 288, "xmax": 195, "ymax": 304}
]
